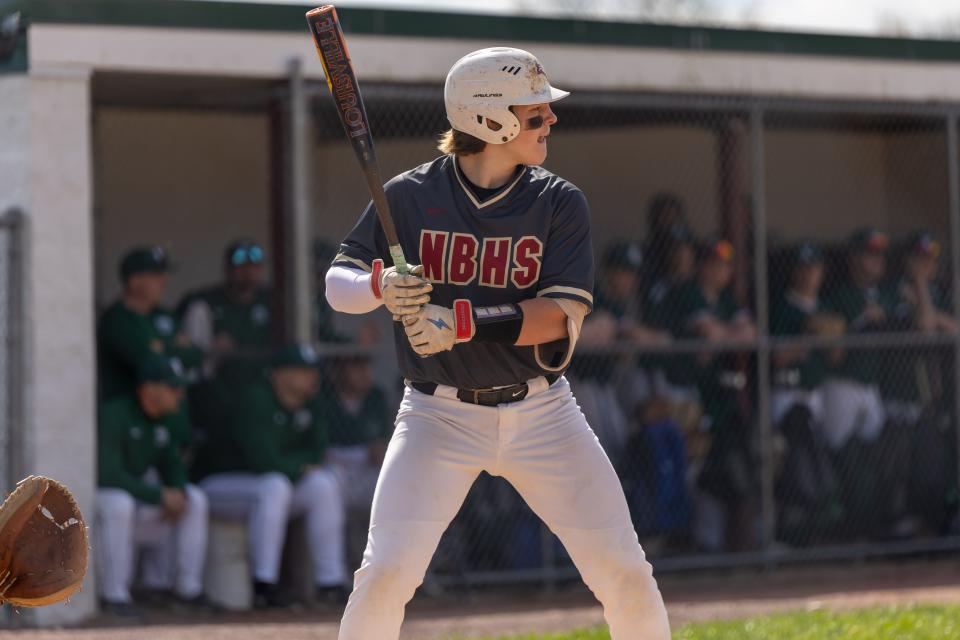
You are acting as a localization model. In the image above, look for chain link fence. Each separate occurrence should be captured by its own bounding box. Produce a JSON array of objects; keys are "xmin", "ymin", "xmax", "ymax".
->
[{"xmin": 305, "ymin": 86, "xmax": 960, "ymax": 586}]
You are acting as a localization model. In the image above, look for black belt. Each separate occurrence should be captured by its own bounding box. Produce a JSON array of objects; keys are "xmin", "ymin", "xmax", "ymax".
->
[{"xmin": 411, "ymin": 374, "xmax": 558, "ymax": 407}]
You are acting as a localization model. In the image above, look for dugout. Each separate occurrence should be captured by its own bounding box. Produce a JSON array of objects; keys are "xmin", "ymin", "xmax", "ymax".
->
[{"xmin": 4, "ymin": 0, "xmax": 960, "ymax": 625}]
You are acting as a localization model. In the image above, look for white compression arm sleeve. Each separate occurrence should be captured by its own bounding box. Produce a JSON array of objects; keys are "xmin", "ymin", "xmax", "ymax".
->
[{"xmin": 325, "ymin": 264, "xmax": 383, "ymax": 314}]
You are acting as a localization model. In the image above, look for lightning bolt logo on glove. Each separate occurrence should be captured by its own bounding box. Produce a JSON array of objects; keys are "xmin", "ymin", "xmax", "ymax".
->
[
  {"xmin": 403, "ymin": 301, "xmax": 474, "ymax": 356},
  {"xmin": 428, "ymin": 318, "xmax": 450, "ymax": 330}
]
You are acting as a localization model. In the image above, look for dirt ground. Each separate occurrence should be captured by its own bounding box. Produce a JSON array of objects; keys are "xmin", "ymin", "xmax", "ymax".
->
[{"xmin": 6, "ymin": 558, "xmax": 960, "ymax": 639}]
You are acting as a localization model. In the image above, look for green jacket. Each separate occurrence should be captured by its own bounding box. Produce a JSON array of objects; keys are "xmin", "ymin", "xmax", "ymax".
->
[
  {"xmin": 178, "ymin": 286, "xmax": 273, "ymax": 389},
  {"xmin": 178, "ymin": 285, "xmax": 273, "ymax": 349},
  {"xmin": 664, "ymin": 280, "xmax": 743, "ymax": 384},
  {"xmin": 770, "ymin": 293, "xmax": 827, "ymax": 390},
  {"xmin": 326, "ymin": 386, "xmax": 393, "ymax": 447},
  {"xmin": 823, "ymin": 283, "xmax": 894, "ymax": 385},
  {"xmin": 97, "ymin": 300, "xmax": 203, "ymax": 401},
  {"xmin": 880, "ymin": 279, "xmax": 949, "ymax": 403},
  {"xmin": 97, "ymin": 395, "xmax": 187, "ymax": 505},
  {"xmin": 663, "ymin": 280, "xmax": 747, "ymax": 425},
  {"xmin": 193, "ymin": 381, "xmax": 328, "ymax": 482}
]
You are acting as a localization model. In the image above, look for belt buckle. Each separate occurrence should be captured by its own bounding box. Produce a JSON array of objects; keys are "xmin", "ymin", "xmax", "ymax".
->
[{"xmin": 472, "ymin": 389, "xmax": 481, "ymax": 404}]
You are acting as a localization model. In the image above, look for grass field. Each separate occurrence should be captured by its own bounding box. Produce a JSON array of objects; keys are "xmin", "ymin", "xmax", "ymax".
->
[{"xmin": 472, "ymin": 604, "xmax": 960, "ymax": 639}]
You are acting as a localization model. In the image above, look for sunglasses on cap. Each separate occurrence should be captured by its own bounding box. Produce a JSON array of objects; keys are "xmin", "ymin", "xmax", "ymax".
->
[{"xmin": 229, "ymin": 244, "xmax": 264, "ymax": 267}]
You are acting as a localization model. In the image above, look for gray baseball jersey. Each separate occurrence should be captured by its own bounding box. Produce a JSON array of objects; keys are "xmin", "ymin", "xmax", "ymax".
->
[{"xmin": 333, "ymin": 154, "xmax": 594, "ymax": 389}]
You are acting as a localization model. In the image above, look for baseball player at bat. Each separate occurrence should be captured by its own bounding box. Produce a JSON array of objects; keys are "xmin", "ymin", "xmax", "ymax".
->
[{"xmin": 325, "ymin": 48, "xmax": 671, "ymax": 639}]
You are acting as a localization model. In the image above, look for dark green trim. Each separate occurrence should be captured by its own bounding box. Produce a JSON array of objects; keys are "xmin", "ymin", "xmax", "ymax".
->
[
  {"xmin": 0, "ymin": 2, "xmax": 27, "ymax": 75},
  {"xmin": 0, "ymin": 39, "xmax": 27, "ymax": 75},
  {"xmin": 21, "ymin": 0, "xmax": 960, "ymax": 63}
]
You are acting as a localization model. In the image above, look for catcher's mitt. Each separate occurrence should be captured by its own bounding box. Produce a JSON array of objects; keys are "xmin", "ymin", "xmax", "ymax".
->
[
  {"xmin": 806, "ymin": 312, "xmax": 846, "ymax": 336},
  {"xmin": 0, "ymin": 475, "xmax": 88, "ymax": 607}
]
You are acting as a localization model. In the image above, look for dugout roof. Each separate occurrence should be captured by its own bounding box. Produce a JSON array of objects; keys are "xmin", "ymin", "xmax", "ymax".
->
[{"xmin": 5, "ymin": 0, "xmax": 960, "ymax": 107}]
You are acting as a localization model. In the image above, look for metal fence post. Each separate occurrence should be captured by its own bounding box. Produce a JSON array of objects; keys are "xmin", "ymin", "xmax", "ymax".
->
[
  {"xmin": 750, "ymin": 108, "xmax": 775, "ymax": 559},
  {"xmin": 946, "ymin": 114, "xmax": 960, "ymax": 518},
  {"xmin": 0, "ymin": 208, "xmax": 23, "ymax": 496},
  {"xmin": 287, "ymin": 58, "xmax": 315, "ymax": 344},
  {"xmin": 2, "ymin": 207, "xmax": 23, "ymax": 630}
]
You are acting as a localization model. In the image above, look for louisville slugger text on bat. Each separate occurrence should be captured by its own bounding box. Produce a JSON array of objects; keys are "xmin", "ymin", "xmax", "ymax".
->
[{"xmin": 305, "ymin": 5, "xmax": 409, "ymax": 274}]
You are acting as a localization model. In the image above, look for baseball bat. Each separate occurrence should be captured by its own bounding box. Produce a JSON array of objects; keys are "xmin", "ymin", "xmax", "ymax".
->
[{"xmin": 305, "ymin": 5, "xmax": 409, "ymax": 274}]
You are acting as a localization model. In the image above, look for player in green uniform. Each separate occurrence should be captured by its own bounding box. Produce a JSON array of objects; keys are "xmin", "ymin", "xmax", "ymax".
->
[
  {"xmin": 821, "ymin": 228, "xmax": 892, "ymax": 450},
  {"xmin": 881, "ymin": 232, "xmax": 957, "ymax": 417},
  {"xmin": 770, "ymin": 243, "xmax": 831, "ymax": 425},
  {"xmin": 880, "ymin": 232, "xmax": 958, "ymax": 536},
  {"xmin": 94, "ymin": 353, "xmax": 209, "ymax": 615},
  {"xmin": 195, "ymin": 343, "xmax": 346, "ymax": 608},
  {"xmin": 663, "ymin": 238, "xmax": 756, "ymax": 551},
  {"xmin": 769, "ymin": 243, "xmax": 846, "ymax": 545},
  {"xmin": 324, "ymin": 354, "xmax": 393, "ymax": 566},
  {"xmin": 178, "ymin": 240, "xmax": 273, "ymax": 386},
  {"xmin": 97, "ymin": 246, "xmax": 203, "ymax": 401}
]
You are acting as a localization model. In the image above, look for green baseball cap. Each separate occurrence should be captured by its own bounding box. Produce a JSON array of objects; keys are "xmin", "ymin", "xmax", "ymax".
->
[
  {"xmin": 271, "ymin": 343, "xmax": 320, "ymax": 369},
  {"xmin": 136, "ymin": 353, "xmax": 187, "ymax": 388},
  {"xmin": 120, "ymin": 246, "xmax": 170, "ymax": 280}
]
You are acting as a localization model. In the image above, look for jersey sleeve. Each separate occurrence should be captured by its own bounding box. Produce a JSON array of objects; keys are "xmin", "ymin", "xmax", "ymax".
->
[
  {"xmin": 332, "ymin": 200, "xmax": 389, "ymax": 273},
  {"xmin": 536, "ymin": 187, "xmax": 595, "ymax": 310},
  {"xmin": 155, "ymin": 434, "xmax": 188, "ymax": 490}
]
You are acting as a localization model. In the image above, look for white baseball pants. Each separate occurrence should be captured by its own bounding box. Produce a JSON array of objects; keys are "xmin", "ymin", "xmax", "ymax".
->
[
  {"xmin": 338, "ymin": 376, "xmax": 671, "ymax": 640},
  {"xmin": 94, "ymin": 485, "xmax": 208, "ymax": 603},
  {"xmin": 200, "ymin": 469, "xmax": 346, "ymax": 586}
]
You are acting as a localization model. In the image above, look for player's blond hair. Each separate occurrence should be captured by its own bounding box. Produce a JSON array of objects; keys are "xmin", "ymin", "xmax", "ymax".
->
[{"xmin": 437, "ymin": 128, "xmax": 486, "ymax": 156}]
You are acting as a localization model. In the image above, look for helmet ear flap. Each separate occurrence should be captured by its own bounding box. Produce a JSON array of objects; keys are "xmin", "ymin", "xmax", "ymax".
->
[
  {"xmin": 484, "ymin": 107, "xmax": 521, "ymax": 144},
  {"xmin": 451, "ymin": 106, "xmax": 521, "ymax": 144}
]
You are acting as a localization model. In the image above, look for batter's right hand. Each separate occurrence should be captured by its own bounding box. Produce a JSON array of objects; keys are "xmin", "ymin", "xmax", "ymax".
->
[{"xmin": 380, "ymin": 264, "xmax": 433, "ymax": 318}]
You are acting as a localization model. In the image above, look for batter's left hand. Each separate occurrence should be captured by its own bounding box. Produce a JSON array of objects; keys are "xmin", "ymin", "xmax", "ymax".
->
[{"xmin": 403, "ymin": 303, "xmax": 472, "ymax": 356}]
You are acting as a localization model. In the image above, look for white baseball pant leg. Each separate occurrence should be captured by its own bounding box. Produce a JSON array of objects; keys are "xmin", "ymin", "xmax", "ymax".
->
[
  {"xmin": 201, "ymin": 472, "xmax": 293, "ymax": 584},
  {"xmin": 771, "ymin": 387, "xmax": 825, "ymax": 426},
  {"xmin": 338, "ymin": 377, "xmax": 670, "ymax": 640},
  {"xmin": 95, "ymin": 486, "xmax": 208, "ymax": 602},
  {"xmin": 290, "ymin": 468, "xmax": 347, "ymax": 587},
  {"xmin": 822, "ymin": 378, "xmax": 886, "ymax": 450}
]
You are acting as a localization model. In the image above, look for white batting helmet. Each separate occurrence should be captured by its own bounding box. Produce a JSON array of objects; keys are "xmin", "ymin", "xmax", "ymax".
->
[{"xmin": 444, "ymin": 47, "xmax": 570, "ymax": 145}]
